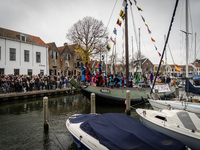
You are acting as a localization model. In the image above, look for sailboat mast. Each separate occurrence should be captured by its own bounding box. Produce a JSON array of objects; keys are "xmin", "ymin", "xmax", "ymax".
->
[
  {"xmin": 125, "ymin": 0, "xmax": 129, "ymax": 83},
  {"xmin": 186, "ymin": 0, "xmax": 189, "ymax": 77}
]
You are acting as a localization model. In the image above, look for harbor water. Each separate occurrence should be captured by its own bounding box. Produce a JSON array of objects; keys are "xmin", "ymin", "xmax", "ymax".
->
[{"xmin": 0, "ymin": 92, "xmax": 152, "ymax": 150}]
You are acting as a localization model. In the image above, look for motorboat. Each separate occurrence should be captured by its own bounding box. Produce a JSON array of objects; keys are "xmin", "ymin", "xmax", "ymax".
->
[
  {"xmin": 136, "ymin": 108, "xmax": 200, "ymax": 150},
  {"xmin": 66, "ymin": 113, "xmax": 186, "ymax": 150}
]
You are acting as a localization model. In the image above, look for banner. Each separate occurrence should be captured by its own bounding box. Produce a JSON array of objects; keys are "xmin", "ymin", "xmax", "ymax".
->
[{"xmin": 150, "ymin": 84, "xmax": 170, "ymax": 93}]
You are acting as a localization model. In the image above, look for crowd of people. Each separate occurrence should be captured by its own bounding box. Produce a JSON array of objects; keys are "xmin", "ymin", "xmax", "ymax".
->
[
  {"xmin": 0, "ymin": 73, "xmax": 81, "ymax": 94},
  {"xmin": 0, "ymin": 65, "xmax": 171, "ymax": 94}
]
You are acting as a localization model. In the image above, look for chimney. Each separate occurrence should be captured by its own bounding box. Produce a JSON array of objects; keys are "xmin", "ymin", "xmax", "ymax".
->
[{"xmin": 64, "ymin": 42, "xmax": 68, "ymax": 46}]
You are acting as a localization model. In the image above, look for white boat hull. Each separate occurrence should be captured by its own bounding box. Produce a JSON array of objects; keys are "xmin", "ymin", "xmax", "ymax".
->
[
  {"xmin": 148, "ymin": 99, "xmax": 200, "ymax": 118},
  {"xmin": 136, "ymin": 109, "xmax": 200, "ymax": 150},
  {"xmin": 66, "ymin": 118, "xmax": 108, "ymax": 150}
]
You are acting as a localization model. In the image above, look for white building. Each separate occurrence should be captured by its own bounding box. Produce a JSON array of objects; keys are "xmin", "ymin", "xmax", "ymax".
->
[{"xmin": 0, "ymin": 27, "xmax": 48, "ymax": 75}]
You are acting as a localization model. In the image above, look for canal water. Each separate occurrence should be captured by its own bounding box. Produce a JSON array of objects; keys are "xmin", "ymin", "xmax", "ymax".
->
[{"xmin": 0, "ymin": 92, "xmax": 152, "ymax": 150}]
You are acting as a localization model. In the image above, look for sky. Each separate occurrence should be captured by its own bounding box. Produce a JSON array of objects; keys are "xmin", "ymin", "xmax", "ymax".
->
[{"xmin": 0, "ymin": 0, "xmax": 200, "ymax": 65}]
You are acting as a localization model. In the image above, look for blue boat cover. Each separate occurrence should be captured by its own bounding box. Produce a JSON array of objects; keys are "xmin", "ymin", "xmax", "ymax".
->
[
  {"xmin": 185, "ymin": 78, "xmax": 200, "ymax": 94},
  {"xmin": 70, "ymin": 113, "xmax": 185, "ymax": 150}
]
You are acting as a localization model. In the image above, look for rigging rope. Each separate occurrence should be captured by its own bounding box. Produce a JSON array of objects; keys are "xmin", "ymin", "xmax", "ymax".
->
[{"xmin": 47, "ymin": 121, "xmax": 65, "ymax": 150}]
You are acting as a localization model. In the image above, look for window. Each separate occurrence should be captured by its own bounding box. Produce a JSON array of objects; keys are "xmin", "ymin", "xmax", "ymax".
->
[
  {"xmin": 20, "ymin": 34, "xmax": 26, "ymax": 42},
  {"xmin": 24, "ymin": 50, "xmax": 29, "ymax": 62},
  {"xmin": 64, "ymin": 54, "xmax": 70, "ymax": 60},
  {"xmin": 52, "ymin": 52, "xmax": 56, "ymax": 59},
  {"xmin": 40, "ymin": 70, "xmax": 44, "ymax": 75},
  {"xmin": 14, "ymin": 69, "xmax": 19, "ymax": 75},
  {"xmin": 36, "ymin": 52, "xmax": 41, "ymax": 63},
  {"xmin": 28, "ymin": 69, "xmax": 32, "ymax": 75},
  {"xmin": 10, "ymin": 48, "xmax": 16, "ymax": 61},
  {"xmin": 53, "ymin": 59, "xmax": 56, "ymax": 66},
  {"xmin": 74, "ymin": 70, "xmax": 76, "ymax": 75}
]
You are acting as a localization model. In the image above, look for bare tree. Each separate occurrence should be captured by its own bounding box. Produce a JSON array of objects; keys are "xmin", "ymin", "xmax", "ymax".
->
[{"xmin": 66, "ymin": 16, "xmax": 108, "ymax": 63}]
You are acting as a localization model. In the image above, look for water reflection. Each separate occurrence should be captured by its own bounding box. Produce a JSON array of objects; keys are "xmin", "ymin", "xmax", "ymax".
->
[
  {"xmin": 0, "ymin": 93, "xmax": 152, "ymax": 150},
  {"xmin": 0, "ymin": 93, "xmax": 90, "ymax": 150}
]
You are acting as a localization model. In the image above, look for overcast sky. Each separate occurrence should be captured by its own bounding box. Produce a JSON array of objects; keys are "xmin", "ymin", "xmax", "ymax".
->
[{"xmin": 0, "ymin": 0, "xmax": 200, "ymax": 65}]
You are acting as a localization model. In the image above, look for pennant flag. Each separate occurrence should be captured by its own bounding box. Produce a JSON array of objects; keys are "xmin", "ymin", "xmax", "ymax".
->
[
  {"xmin": 175, "ymin": 65, "xmax": 181, "ymax": 72},
  {"xmin": 119, "ymin": 10, "xmax": 125, "ymax": 20},
  {"xmin": 158, "ymin": 52, "xmax": 161, "ymax": 56},
  {"xmin": 130, "ymin": 1, "xmax": 132, "ymax": 5},
  {"xmin": 162, "ymin": 60, "xmax": 164, "ymax": 64},
  {"xmin": 96, "ymin": 63, "xmax": 99, "ymax": 68},
  {"xmin": 125, "ymin": 3, "xmax": 128, "ymax": 9},
  {"xmin": 117, "ymin": 19, "xmax": 122, "ymax": 26},
  {"xmin": 106, "ymin": 44, "xmax": 111, "ymax": 51},
  {"xmin": 110, "ymin": 37, "xmax": 116, "ymax": 45},
  {"xmin": 154, "ymin": 45, "xmax": 157, "ymax": 50},
  {"xmin": 151, "ymin": 38, "xmax": 155, "ymax": 42},
  {"xmin": 134, "ymin": 0, "xmax": 137, "ymax": 5},
  {"xmin": 148, "ymin": 28, "xmax": 151, "ymax": 34},
  {"xmin": 141, "ymin": 15, "xmax": 145, "ymax": 22},
  {"xmin": 113, "ymin": 28, "xmax": 117, "ymax": 35},
  {"xmin": 137, "ymin": 6, "xmax": 143, "ymax": 11},
  {"xmin": 145, "ymin": 23, "xmax": 149, "ymax": 28}
]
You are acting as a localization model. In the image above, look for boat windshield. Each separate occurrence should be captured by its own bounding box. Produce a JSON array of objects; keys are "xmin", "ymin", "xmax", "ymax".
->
[{"xmin": 177, "ymin": 112, "xmax": 197, "ymax": 131}]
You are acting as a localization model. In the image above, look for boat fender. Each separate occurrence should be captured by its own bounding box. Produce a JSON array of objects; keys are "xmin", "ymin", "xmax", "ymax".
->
[
  {"xmin": 125, "ymin": 100, "xmax": 126, "ymax": 105},
  {"xmin": 167, "ymin": 104, "xmax": 171, "ymax": 110},
  {"xmin": 143, "ymin": 110, "xmax": 146, "ymax": 117}
]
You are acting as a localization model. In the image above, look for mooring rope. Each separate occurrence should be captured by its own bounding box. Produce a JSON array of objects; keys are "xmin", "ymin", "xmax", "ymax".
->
[
  {"xmin": 130, "ymin": 100, "xmax": 146, "ymax": 110},
  {"xmin": 47, "ymin": 121, "xmax": 65, "ymax": 150}
]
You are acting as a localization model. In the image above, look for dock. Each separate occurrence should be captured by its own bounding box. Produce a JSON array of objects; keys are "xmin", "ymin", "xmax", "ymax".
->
[{"xmin": 0, "ymin": 87, "xmax": 77, "ymax": 101}]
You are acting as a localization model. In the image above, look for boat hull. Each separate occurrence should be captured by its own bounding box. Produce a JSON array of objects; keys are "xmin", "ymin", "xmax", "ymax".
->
[
  {"xmin": 137, "ymin": 109, "xmax": 200, "ymax": 150},
  {"xmin": 148, "ymin": 99, "xmax": 200, "ymax": 117},
  {"xmin": 81, "ymin": 85, "xmax": 176, "ymax": 105}
]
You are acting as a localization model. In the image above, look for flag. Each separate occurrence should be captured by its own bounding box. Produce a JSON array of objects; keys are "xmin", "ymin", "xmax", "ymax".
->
[
  {"xmin": 134, "ymin": 0, "xmax": 137, "ymax": 5},
  {"xmin": 148, "ymin": 28, "xmax": 151, "ymax": 34},
  {"xmin": 158, "ymin": 52, "xmax": 161, "ymax": 56},
  {"xmin": 141, "ymin": 15, "xmax": 145, "ymax": 22},
  {"xmin": 145, "ymin": 23, "xmax": 149, "ymax": 28},
  {"xmin": 120, "ymin": 10, "xmax": 125, "ymax": 20},
  {"xmin": 125, "ymin": 3, "xmax": 128, "ymax": 9},
  {"xmin": 117, "ymin": 19, "xmax": 122, "ymax": 26},
  {"xmin": 151, "ymin": 38, "xmax": 155, "ymax": 42},
  {"xmin": 154, "ymin": 45, "xmax": 157, "ymax": 50},
  {"xmin": 106, "ymin": 44, "xmax": 111, "ymax": 51},
  {"xmin": 110, "ymin": 37, "xmax": 116, "ymax": 45},
  {"xmin": 96, "ymin": 63, "xmax": 99, "ymax": 68},
  {"xmin": 113, "ymin": 28, "xmax": 117, "ymax": 35},
  {"xmin": 137, "ymin": 6, "xmax": 143, "ymax": 11},
  {"xmin": 162, "ymin": 60, "xmax": 164, "ymax": 64},
  {"xmin": 130, "ymin": 1, "xmax": 132, "ymax": 5},
  {"xmin": 175, "ymin": 65, "xmax": 181, "ymax": 72}
]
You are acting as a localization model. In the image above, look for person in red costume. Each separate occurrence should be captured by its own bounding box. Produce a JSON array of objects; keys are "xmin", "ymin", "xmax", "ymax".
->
[{"xmin": 86, "ymin": 66, "xmax": 91, "ymax": 84}]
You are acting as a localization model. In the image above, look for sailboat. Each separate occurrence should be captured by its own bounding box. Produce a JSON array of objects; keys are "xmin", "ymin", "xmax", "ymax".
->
[
  {"xmin": 69, "ymin": 0, "xmax": 176, "ymax": 105},
  {"xmin": 148, "ymin": 0, "xmax": 200, "ymax": 117}
]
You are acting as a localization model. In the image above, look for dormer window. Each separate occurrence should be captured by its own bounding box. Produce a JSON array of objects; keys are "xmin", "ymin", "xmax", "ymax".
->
[{"xmin": 20, "ymin": 34, "xmax": 26, "ymax": 42}]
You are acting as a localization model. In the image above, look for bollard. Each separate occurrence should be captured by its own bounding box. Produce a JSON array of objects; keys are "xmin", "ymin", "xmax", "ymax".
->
[
  {"xmin": 155, "ymin": 89, "xmax": 159, "ymax": 100},
  {"xmin": 176, "ymin": 87, "xmax": 179, "ymax": 98},
  {"xmin": 90, "ymin": 93, "xmax": 96, "ymax": 114},
  {"xmin": 126, "ymin": 90, "xmax": 131, "ymax": 115},
  {"xmin": 43, "ymin": 96, "xmax": 49, "ymax": 131}
]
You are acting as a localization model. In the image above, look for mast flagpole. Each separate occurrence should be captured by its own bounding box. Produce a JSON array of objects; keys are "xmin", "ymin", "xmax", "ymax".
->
[
  {"xmin": 125, "ymin": 0, "xmax": 129, "ymax": 85},
  {"xmin": 186, "ymin": 0, "xmax": 189, "ymax": 78}
]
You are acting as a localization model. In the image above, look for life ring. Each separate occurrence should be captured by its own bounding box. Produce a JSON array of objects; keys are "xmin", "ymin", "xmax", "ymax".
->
[{"xmin": 143, "ymin": 110, "xmax": 146, "ymax": 117}]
